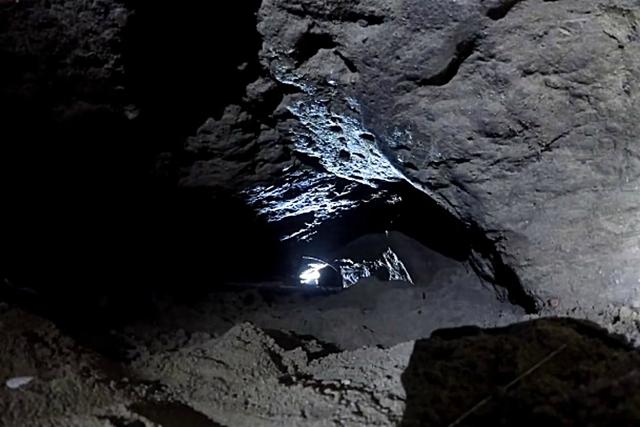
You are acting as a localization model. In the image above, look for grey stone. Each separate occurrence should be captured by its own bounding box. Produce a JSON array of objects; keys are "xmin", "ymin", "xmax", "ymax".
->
[{"xmin": 253, "ymin": 0, "xmax": 640, "ymax": 334}]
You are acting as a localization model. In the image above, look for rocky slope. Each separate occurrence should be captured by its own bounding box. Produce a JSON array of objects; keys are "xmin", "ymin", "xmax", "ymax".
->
[{"xmin": 2, "ymin": 304, "xmax": 640, "ymax": 426}]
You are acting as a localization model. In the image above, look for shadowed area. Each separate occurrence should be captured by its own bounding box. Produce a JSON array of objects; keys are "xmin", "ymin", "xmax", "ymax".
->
[
  {"xmin": 401, "ymin": 319, "xmax": 640, "ymax": 426},
  {"xmin": 0, "ymin": 0, "xmax": 278, "ymax": 317}
]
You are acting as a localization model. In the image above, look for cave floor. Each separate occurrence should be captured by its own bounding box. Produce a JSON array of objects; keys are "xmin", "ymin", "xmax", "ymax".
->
[
  {"xmin": 1, "ymin": 231, "xmax": 640, "ymax": 426},
  {"xmin": 1, "ymin": 298, "xmax": 640, "ymax": 427}
]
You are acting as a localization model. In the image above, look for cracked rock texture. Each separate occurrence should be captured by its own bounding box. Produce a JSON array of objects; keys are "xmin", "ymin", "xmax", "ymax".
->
[{"xmin": 251, "ymin": 0, "xmax": 640, "ymax": 330}]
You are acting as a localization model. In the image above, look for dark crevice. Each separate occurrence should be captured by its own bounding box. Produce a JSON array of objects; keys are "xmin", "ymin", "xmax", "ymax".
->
[
  {"xmin": 344, "ymin": 11, "xmax": 386, "ymax": 26},
  {"xmin": 264, "ymin": 329, "xmax": 342, "ymax": 360},
  {"xmin": 129, "ymin": 402, "xmax": 225, "ymax": 427},
  {"xmin": 490, "ymin": 258, "xmax": 537, "ymax": 313},
  {"xmin": 415, "ymin": 37, "xmax": 479, "ymax": 86},
  {"xmin": 468, "ymin": 228, "xmax": 538, "ymax": 313},
  {"xmin": 264, "ymin": 346, "xmax": 291, "ymax": 375},
  {"xmin": 247, "ymin": 83, "xmax": 300, "ymax": 124},
  {"xmin": 294, "ymin": 32, "xmax": 337, "ymax": 64},
  {"xmin": 335, "ymin": 50, "xmax": 358, "ymax": 73},
  {"xmin": 99, "ymin": 416, "xmax": 146, "ymax": 427},
  {"xmin": 484, "ymin": 0, "xmax": 525, "ymax": 20}
]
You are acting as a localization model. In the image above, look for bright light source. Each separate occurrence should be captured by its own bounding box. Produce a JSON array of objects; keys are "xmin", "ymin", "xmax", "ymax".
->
[{"xmin": 299, "ymin": 262, "xmax": 329, "ymax": 286}]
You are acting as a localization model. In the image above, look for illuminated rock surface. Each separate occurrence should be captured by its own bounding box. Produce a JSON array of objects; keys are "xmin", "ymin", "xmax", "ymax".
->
[{"xmin": 254, "ymin": 0, "xmax": 640, "ymax": 334}]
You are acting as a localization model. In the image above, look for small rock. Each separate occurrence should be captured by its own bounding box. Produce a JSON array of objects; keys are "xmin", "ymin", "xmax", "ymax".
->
[
  {"xmin": 6, "ymin": 376, "xmax": 34, "ymax": 390},
  {"xmin": 619, "ymin": 307, "xmax": 634, "ymax": 319}
]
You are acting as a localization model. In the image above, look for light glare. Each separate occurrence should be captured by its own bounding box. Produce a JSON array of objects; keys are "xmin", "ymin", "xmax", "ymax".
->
[{"xmin": 299, "ymin": 262, "xmax": 328, "ymax": 286}]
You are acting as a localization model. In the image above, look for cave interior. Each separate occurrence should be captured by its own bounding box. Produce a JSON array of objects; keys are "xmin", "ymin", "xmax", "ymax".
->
[{"xmin": 1, "ymin": 1, "xmax": 640, "ymax": 426}]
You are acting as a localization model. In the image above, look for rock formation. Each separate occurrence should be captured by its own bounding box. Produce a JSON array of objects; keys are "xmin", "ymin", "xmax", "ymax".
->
[{"xmin": 2, "ymin": 0, "xmax": 640, "ymax": 424}]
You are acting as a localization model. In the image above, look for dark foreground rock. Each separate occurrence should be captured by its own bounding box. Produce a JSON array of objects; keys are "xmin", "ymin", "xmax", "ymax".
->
[{"xmin": 402, "ymin": 318, "xmax": 640, "ymax": 426}]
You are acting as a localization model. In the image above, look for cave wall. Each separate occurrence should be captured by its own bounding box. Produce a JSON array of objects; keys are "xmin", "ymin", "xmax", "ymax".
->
[
  {"xmin": 253, "ymin": 0, "xmax": 640, "ymax": 323},
  {"xmin": 2, "ymin": 0, "xmax": 640, "ymax": 330}
]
